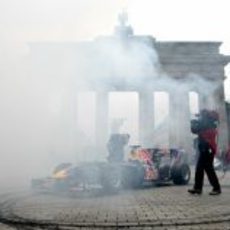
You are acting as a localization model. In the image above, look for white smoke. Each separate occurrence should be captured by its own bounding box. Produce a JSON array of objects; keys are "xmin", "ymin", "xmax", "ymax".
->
[{"xmin": 0, "ymin": 0, "xmax": 228, "ymax": 190}]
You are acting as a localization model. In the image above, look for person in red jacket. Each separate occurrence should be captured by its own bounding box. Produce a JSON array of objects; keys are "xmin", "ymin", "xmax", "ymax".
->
[{"xmin": 188, "ymin": 109, "xmax": 221, "ymax": 195}]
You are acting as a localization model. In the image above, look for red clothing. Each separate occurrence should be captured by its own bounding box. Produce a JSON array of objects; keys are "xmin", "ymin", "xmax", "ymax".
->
[{"xmin": 199, "ymin": 129, "xmax": 218, "ymax": 155}]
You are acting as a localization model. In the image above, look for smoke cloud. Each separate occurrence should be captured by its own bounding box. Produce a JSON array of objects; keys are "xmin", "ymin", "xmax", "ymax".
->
[{"xmin": 0, "ymin": 0, "xmax": 228, "ymax": 191}]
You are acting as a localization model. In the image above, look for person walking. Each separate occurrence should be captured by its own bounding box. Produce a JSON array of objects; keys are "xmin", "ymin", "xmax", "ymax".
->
[{"xmin": 188, "ymin": 109, "xmax": 221, "ymax": 195}]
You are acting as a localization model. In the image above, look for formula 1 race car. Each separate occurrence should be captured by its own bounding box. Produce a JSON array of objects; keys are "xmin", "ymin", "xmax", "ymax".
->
[{"xmin": 31, "ymin": 147, "xmax": 190, "ymax": 193}]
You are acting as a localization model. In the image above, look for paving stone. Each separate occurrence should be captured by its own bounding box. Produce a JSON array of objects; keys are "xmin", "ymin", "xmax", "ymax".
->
[{"xmin": 1, "ymin": 170, "xmax": 230, "ymax": 229}]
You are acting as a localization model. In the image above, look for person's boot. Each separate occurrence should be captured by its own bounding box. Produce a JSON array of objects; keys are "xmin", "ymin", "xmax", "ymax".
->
[
  {"xmin": 188, "ymin": 188, "xmax": 202, "ymax": 195},
  {"xmin": 209, "ymin": 189, "xmax": 221, "ymax": 195}
]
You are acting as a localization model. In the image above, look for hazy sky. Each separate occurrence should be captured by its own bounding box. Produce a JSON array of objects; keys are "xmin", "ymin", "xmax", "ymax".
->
[{"xmin": 1, "ymin": 0, "xmax": 230, "ymax": 42}]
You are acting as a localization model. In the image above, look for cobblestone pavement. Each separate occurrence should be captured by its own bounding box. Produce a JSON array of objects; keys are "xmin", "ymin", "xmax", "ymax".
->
[{"xmin": 1, "ymin": 170, "xmax": 230, "ymax": 229}]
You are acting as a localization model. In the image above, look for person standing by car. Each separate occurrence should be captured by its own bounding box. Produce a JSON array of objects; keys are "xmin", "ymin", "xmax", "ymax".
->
[
  {"xmin": 188, "ymin": 109, "xmax": 221, "ymax": 195},
  {"xmin": 107, "ymin": 133, "xmax": 130, "ymax": 162}
]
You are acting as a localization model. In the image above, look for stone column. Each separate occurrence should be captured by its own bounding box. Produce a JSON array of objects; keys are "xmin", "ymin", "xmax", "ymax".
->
[
  {"xmin": 139, "ymin": 91, "xmax": 154, "ymax": 147},
  {"xmin": 180, "ymin": 91, "xmax": 193, "ymax": 153},
  {"xmin": 213, "ymin": 83, "xmax": 229, "ymax": 150},
  {"xmin": 56, "ymin": 89, "xmax": 79, "ymax": 157},
  {"xmin": 169, "ymin": 91, "xmax": 192, "ymax": 152},
  {"xmin": 198, "ymin": 94, "xmax": 209, "ymax": 110},
  {"xmin": 95, "ymin": 91, "xmax": 109, "ymax": 153},
  {"xmin": 68, "ymin": 90, "xmax": 79, "ymax": 158},
  {"xmin": 71, "ymin": 90, "xmax": 78, "ymax": 131},
  {"xmin": 198, "ymin": 93, "xmax": 215, "ymax": 110},
  {"xmin": 169, "ymin": 92, "xmax": 179, "ymax": 148}
]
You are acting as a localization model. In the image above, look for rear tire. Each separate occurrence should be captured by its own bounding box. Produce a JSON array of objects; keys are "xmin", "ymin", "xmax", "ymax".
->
[{"xmin": 171, "ymin": 164, "xmax": 190, "ymax": 185}]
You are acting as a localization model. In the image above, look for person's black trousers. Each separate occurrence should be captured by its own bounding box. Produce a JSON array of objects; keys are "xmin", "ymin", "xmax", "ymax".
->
[{"xmin": 194, "ymin": 141, "xmax": 221, "ymax": 191}]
